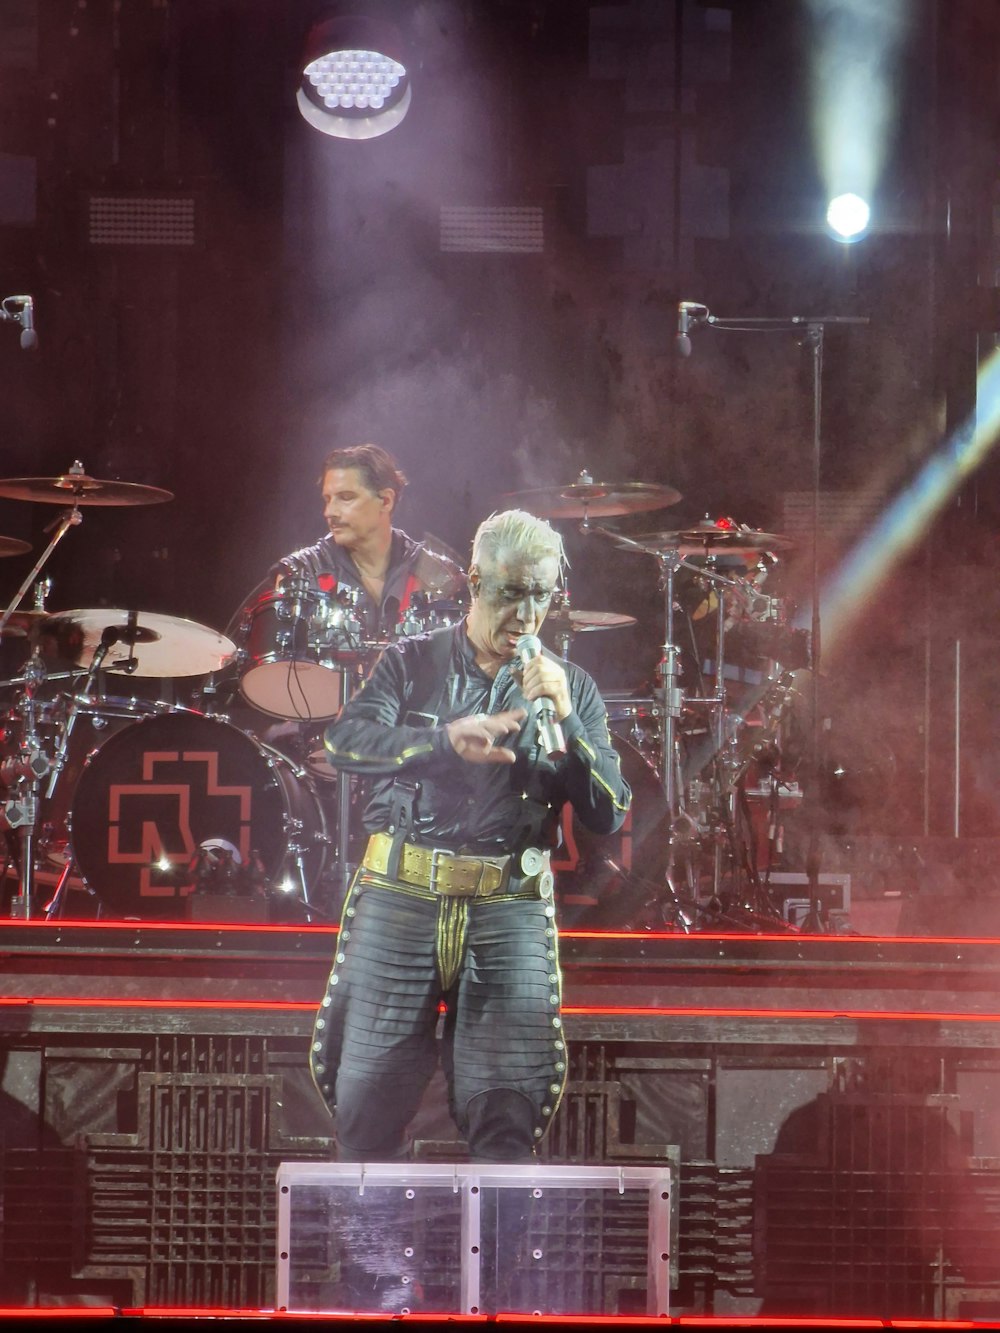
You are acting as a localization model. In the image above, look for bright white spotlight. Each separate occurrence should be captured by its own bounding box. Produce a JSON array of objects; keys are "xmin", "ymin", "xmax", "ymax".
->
[
  {"xmin": 807, "ymin": 0, "xmax": 910, "ymax": 245},
  {"xmin": 297, "ymin": 16, "xmax": 411, "ymax": 141},
  {"xmin": 827, "ymin": 192, "xmax": 870, "ymax": 242}
]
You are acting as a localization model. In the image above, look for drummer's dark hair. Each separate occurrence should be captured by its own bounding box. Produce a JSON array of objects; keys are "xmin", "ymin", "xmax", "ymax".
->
[{"xmin": 320, "ymin": 444, "xmax": 408, "ymax": 511}]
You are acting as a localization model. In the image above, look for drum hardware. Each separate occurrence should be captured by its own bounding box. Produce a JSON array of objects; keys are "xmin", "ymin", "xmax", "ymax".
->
[
  {"xmin": 677, "ymin": 310, "xmax": 871, "ymax": 929},
  {"xmin": 593, "ymin": 520, "xmax": 804, "ymax": 932},
  {"xmin": 41, "ymin": 619, "xmax": 143, "ymax": 824},
  {"xmin": 0, "ymin": 460, "xmax": 173, "ymax": 639},
  {"xmin": 397, "ymin": 590, "xmax": 464, "ymax": 638},
  {"xmin": 0, "ymin": 643, "xmax": 53, "ymax": 918}
]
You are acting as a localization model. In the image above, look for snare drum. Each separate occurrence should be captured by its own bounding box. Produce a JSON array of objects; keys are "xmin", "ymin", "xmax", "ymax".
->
[
  {"xmin": 67, "ymin": 709, "xmax": 330, "ymax": 919},
  {"xmin": 236, "ymin": 577, "xmax": 365, "ymax": 721}
]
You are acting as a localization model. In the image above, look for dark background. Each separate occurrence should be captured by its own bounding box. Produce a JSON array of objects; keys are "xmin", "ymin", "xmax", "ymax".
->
[{"xmin": 1, "ymin": 0, "xmax": 999, "ymax": 841}]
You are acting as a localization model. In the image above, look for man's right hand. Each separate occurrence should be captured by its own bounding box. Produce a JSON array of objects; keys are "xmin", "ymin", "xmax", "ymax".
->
[{"xmin": 446, "ymin": 709, "xmax": 525, "ymax": 764}]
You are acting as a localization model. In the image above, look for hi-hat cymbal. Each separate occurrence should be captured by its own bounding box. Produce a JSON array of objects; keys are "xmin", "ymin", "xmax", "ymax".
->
[
  {"xmin": 499, "ymin": 480, "xmax": 682, "ymax": 519},
  {"xmin": 543, "ymin": 609, "xmax": 637, "ymax": 635},
  {"xmin": 0, "ymin": 536, "xmax": 30, "ymax": 557},
  {"xmin": 44, "ymin": 609, "xmax": 235, "ymax": 677},
  {"xmin": 619, "ymin": 518, "xmax": 794, "ymax": 558},
  {"xmin": 0, "ymin": 472, "xmax": 173, "ymax": 506}
]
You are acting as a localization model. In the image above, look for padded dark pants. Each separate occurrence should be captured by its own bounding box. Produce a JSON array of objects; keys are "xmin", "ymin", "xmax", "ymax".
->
[{"xmin": 309, "ymin": 876, "xmax": 566, "ymax": 1161}]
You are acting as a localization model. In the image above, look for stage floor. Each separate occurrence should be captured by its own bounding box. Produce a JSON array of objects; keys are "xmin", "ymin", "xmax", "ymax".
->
[{"xmin": 1, "ymin": 918, "xmax": 1000, "ymax": 1320}]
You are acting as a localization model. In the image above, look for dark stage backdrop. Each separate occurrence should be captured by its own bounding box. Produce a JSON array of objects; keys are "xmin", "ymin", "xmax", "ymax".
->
[{"xmin": 0, "ymin": 0, "xmax": 998, "ymax": 842}]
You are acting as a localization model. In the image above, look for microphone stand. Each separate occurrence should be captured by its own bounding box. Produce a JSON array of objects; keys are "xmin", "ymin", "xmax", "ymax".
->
[{"xmin": 680, "ymin": 309, "xmax": 869, "ymax": 933}]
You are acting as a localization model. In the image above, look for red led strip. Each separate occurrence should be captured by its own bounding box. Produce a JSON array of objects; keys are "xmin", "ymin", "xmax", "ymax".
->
[
  {"xmin": 563, "ymin": 928, "xmax": 1000, "ymax": 945},
  {"xmin": 0, "ymin": 1307, "xmax": 976, "ymax": 1326},
  {"xmin": 0, "ymin": 917, "xmax": 338, "ymax": 935},
  {"xmin": 2, "ymin": 919, "xmax": 1000, "ymax": 947},
  {"xmin": 0, "ymin": 996, "xmax": 998, "ymax": 1023},
  {"xmin": 564, "ymin": 1004, "xmax": 1000, "ymax": 1022},
  {"xmin": 0, "ymin": 996, "xmax": 316, "ymax": 1011}
]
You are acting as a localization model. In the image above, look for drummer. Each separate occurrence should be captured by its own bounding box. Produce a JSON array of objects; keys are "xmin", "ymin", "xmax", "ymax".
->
[{"xmin": 274, "ymin": 444, "xmax": 462, "ymax": 641}]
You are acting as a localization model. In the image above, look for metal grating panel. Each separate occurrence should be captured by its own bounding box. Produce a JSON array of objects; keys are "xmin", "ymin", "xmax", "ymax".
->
[
  {"xmin": 440, "ymin": 204, "xmax": 543, "ymax": 253},
  {"xmin": 87, "ymin": 194, "xmax": 197, "ymax": 247},
  {"xmin": 754, "ymin": 1094, "xmax": 1000, "ymax": 1317},
  {"xmin": 781, "ymin": 490, "xmax": 886, "ymax": 543}
]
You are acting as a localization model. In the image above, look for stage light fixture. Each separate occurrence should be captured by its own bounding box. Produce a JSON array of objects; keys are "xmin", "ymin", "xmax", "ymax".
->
[
  {"xmin": 826, "ymin": 191, "xmax": 870, "ymax": 243},
  {"xmin": 296, "ymin": 15, "xmax": 411, "ymax": 141},
  {"xmin": 807, "ymin": 0, "xmax": 911, "ymax": 246}
]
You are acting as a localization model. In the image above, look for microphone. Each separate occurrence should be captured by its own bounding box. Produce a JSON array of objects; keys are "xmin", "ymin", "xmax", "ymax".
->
[
  {"xmin": 677, "ymin": 301, "xmax": 707, "ymax": 358},
  {"xmin": 677, "ymin": 303, "xmax": 692, "ymax": 358},
  {"xmin": 515, "ymin": 633, "xmax": 566, "ymax": 759},
  {"xmin": 19, "ymin": 296, "xmax": 36, "ymax": 351}
]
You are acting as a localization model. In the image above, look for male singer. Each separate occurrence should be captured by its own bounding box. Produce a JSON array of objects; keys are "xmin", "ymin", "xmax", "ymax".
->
[{"xmin": 310, "ymin": 508, "xmax": 631, "ymax": 1161}]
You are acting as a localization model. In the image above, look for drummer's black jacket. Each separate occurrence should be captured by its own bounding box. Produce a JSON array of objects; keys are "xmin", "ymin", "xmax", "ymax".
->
[{"xmin": 322, "ymin": 622, "xmax": 631, "ymax": 855}]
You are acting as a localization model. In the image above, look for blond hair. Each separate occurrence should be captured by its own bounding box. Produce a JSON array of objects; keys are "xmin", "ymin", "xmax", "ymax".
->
[{"xmin": 470, "ymin": 509, "xmax": 567, "ymax": 580}]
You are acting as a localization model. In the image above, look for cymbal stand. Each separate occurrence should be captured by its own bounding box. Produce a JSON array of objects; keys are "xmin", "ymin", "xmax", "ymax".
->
[
  {"xmin": 2, "ymin": 645, "xmax": 52, "ymax": 919},
  {"xmin": 587, "ymin": 528, "xmax": 694, "ymax": 926},
  {"xmin": 39, "ymin": 633, "xmax": 122, "ymax": 920},
  {"xmin": 44, "ymin": 630, "xmax": 117, "ymax": 807},
  {"xmin": 684, "ymin": 561, "xmax": 792, "ymax": 926},
  {"xmin": 0, "ymin": 503, "xmax": 82, "ymax": 635},
  {"xmin": 1, "ymin": 512, "xmax": 85, "ymax": 912},
  {"xmin": 680, "ymin": 310, "xmax": 869, "ymax": 932},
  {"xmin": 335, "ymin": 663, "xmax": 361, "ymax": 908}
]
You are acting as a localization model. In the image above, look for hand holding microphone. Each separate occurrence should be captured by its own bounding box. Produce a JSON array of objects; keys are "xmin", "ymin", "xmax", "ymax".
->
[{"xmin": 515, "ymin": 634, "xmax": 569, "ymax": 758}]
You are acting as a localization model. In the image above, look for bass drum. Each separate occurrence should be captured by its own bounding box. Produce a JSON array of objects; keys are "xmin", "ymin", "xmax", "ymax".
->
[
  {"xmin": 552, "ymin": 732, "xmax": 670, "ymax": 929},
  {"xmin": 68, "ymin": 710, "xmax": 330, "ymax": 920}
]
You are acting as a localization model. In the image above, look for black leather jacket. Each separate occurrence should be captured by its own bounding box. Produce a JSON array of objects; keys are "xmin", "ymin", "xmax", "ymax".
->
[
  {"xmin": 274, "ymin": 528, "xmax": 425, "ymax": 641},
  {"xmin": 323, "ymin": 623, "xmax": 631, "ymax": 855}
]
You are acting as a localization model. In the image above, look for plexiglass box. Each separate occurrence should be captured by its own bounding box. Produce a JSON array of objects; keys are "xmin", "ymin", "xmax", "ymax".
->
[{"xmin": 276, "ymin": 1161, "xmax": 671, "ymax": 1317}]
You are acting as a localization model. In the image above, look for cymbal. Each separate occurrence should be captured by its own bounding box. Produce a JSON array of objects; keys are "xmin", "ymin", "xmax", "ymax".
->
[
  {"xmin": 0, "ymin": 472, "xmax": 173, "ymax": 506},
  {"xmin": 499, "ymin": 480, "xmax": 681, "ymax": 519},
  {"xmin": 620, "ymin": 518, "xmax": 794, "ymax": 557},
  {"xmin": 543, "ymin": 609, "xmax": 637, "ymax": 635},
  {"xmin": 0, "ymin": 609, "xmax": 51, "ymax": 638},
  {"xmin": 415, "ymin": 534, "xmax": 466, "ymax": 598},
  {"xmin": 44, "ymin": 609, "xmax": 235, "ymax": 677},
  {"xmin": 0, "ymin": 536, "xmax": 30, "ymax": 557}
]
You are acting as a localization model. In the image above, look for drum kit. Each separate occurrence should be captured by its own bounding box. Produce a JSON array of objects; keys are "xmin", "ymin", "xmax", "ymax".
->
[
  {"xmin": 0, "ymin": 460, "xmax": 810, "ymax": 932},
  {"xmin": 501, "ymin": 471, "xmax": 812, "ymax": 933},
  {"xmin": 0, "ymin": 462, "xmax": 470, "ymax": 924}
]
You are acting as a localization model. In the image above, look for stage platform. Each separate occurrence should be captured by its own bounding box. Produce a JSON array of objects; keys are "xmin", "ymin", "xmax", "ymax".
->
[{"xmin": 1, "ymin": 918, "xmax": 1000, "ymax": 1321}]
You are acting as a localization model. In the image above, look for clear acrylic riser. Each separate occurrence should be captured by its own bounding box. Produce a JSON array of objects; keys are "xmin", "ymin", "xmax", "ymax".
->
[{"xmin": 276, "ymin": 1161, "xmax": 671, "ymax": 1317}]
